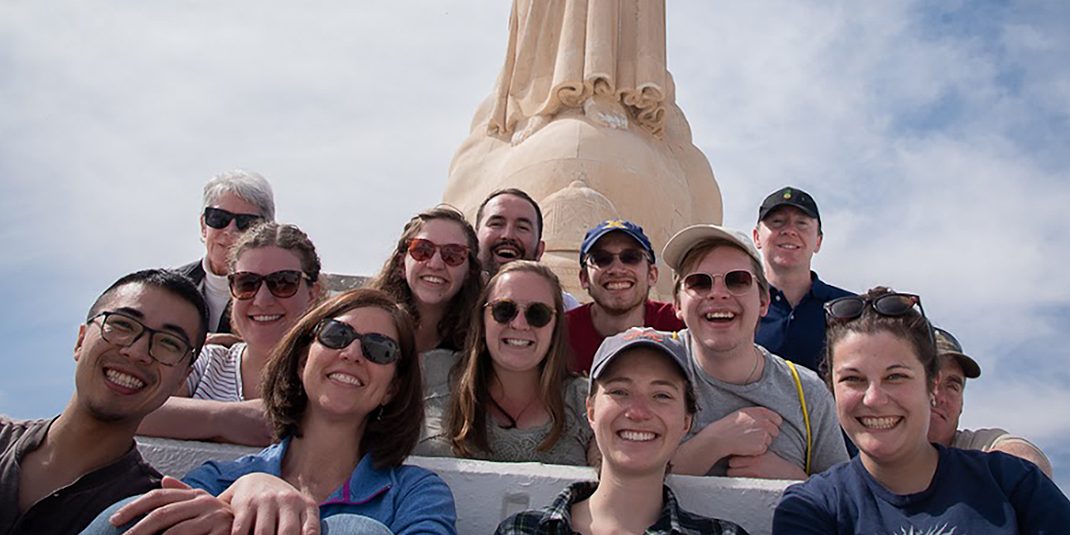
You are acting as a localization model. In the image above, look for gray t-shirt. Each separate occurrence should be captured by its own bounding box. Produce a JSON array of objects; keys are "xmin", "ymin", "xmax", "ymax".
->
[
  {"xmin": 415, "ymin": 349, "xmax": 592, "ymax": 466},
  {"xmin": 682, "ymin": 330, "xmax": 847, "ymax": 476}
]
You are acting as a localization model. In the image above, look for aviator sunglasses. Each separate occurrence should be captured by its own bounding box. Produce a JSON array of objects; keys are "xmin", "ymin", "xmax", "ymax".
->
[
  {"xmin": 203, "ymin": 207, "xmax": 263, "ymax": 231},
  {"xmin": 314, "ymin": 319, "xmax": 401, "ymax": 364},
  {"xmin": 228, "ymin": 270, "xmax": 311, "ymax": 300},
  {"xmin": 406, "ymin": 238, "xmax": 470, "ymax": 267},
  {"xmin": 485, "ymin": 299, "xmax": 555, "ymax": 328},
  {"xmin": 681, "ymin": 270, "xmax": 756, "ymax": 296},
  {"xmin": 585, "ymin": 249, "xmax": 649, "ymax": 268},
  {"xmin": 825, "ymin": 292, "xmax": 936, "ymax": 347}
]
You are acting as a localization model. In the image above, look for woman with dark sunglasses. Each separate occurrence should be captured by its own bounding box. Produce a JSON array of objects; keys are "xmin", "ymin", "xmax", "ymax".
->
[
  {"xmin": 138, "ymin": 222, "xmax": 321, "ymax": 446},
  {"xmin": 415, "ymin": 260, "xmax": 594, "ymax": 466},
  {"xmin": 370, "ymin": 205, "xmax": 483, "ymax": 354},
  {"xmin": 85, "ymin": 289, "xmax": 457, "ymax": 534},
  {"xmin": 773, "ymin": 287, "xmax": 1070, "ymax": 534}
]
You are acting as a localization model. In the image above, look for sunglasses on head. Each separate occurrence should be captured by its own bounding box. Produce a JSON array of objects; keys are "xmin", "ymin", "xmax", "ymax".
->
[
  {"xmin": 485, "ymin": 299, "xmax": 555, "ymax": 328},
  {"xmin": 825, "ymin": 292, "xmax": 936, "ymax": 348},
  {"xmin": 314, "ymin": 319, "xmax": 400, "ymax": 364},
  {"xmin": 228, "ymin": 270, "xmax": 310, "ymax": 300},
  {"xmin": 406, "ymin": 238, "xmax": 470, "ymax": 267},
  {"xmin": 204, "ymin": 207, "xmax": 263, "ymax": 231},
  {"xmin": 585, "ymin": 249, "xmax": 649, "ymax": 268},
  {"xmin": 681, "ymin": 270, "xmax": 756, "ymax": 296}
]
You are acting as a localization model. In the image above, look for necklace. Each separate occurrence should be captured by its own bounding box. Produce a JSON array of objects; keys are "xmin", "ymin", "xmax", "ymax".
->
[{"xmin": 743, "ymin": 346, "xmax": 762, "ymax": 384}]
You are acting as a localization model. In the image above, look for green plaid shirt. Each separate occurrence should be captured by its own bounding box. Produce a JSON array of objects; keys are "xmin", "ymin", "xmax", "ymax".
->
[{"xmin": 494, "ymin": 481, "xmax": 749, "ymax": 535}]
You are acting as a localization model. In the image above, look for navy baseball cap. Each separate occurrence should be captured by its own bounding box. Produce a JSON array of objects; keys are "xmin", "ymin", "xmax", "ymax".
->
[
  {"xmin": 590, "ymin": 327, "xmax": 691, "ymax": 389},
  {"xmin": 758, "ymin": 186, "xmax": 821, "ymax": 225},
  {"xmin": 579, "ymin": 219, "xmax": 655, "ymax": 265}
]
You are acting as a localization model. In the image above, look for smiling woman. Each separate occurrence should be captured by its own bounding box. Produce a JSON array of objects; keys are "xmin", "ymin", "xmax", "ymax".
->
[
  {"xmin": 772, "ymin": 287, "xmax": 1070, "ymax": 534},
  {"xmin": 415, "ymin": 260, "xmax": 593, "ymax": 466}
]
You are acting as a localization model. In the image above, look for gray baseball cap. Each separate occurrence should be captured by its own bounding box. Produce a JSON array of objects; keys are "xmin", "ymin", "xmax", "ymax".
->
[{"xmin": 590, "ymin": 327, "xmax": 691, "ymax": 389}]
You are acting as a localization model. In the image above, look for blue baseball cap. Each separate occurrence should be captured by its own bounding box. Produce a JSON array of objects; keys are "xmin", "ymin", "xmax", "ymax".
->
[{"xmin": 579, "ymin": 219, "xmax": 655, "ymax": 265}]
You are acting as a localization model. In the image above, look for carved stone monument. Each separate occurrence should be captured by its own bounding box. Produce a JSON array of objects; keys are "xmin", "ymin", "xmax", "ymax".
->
[{"xmin": 443, "ymin": 0, "xmax": 722, "ymax": 299}]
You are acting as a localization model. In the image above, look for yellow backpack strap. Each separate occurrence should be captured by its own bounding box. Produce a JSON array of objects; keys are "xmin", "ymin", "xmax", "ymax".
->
[{"xmin": 786, "ymin": 360, "xmax": 813, "ymax": 475}]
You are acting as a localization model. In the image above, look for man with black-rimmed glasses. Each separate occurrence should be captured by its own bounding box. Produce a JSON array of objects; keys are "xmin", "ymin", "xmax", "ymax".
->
[
  {"xmin": 566, "ymin": 219, "xmax": 683, "ymax": 374},
  {"xmin": 0, "ymin": 269, "xmax": 208, "ymax": 534}
]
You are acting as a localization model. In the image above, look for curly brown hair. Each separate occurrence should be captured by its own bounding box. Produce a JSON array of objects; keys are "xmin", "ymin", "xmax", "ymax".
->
[
  {"xmin": 446, "ymin": 260, "xmax": 574, "ymax": 457},
  {"xmin": 368, "ymin": 206, "xmax": 482, "ymax": 351},
  {"xmin": 260, "ymin": 288, "xmax": 422, "ymax": 469}
]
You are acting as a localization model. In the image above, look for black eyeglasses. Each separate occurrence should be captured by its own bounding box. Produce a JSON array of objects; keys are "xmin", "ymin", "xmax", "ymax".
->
[
  {"xmin": 825, "ymin": 293, "xmax": 936, "ymax": 348},
  {"xmin": 314, "ymin": 319, "xmax": 401, "ymax": 364},
  {"xmin": 204, "ymin": 207, "xmax": 263, "ymax": 231},
  {"xmin": 485, "ymin": 299, "xmax": 555, "ymax": 328},
  {"xmin": 90, "ymin": 311, "xmax": 194, "ymax": 366},
  {"xmin": 585, "ymin": 249, "xmax": 649, "ymax": 268},
  {"xmin": 228, "ymin": 270, "xmax": 311, "ymax": 300},
  {"xmin": 681, "ymin": 270, "xmax": 756, "ymax": 296}
]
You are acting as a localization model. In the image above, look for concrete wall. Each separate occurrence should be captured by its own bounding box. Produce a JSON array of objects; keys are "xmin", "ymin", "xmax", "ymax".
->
[{"xmin": 137, "ymin": 437, "xmax": 789, "ymax": 534}]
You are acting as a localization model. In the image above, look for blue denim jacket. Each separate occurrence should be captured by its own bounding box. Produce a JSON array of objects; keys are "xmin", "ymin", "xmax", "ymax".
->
[{"xmin": 184, "ymin": 438, "xmax": 457, "ymax": 535}]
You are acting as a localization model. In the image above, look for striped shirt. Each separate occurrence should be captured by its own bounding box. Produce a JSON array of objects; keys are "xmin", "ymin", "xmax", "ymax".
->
[{"xmin": 186, "ymin": 343, "xmax": 247, "ymax": 401}]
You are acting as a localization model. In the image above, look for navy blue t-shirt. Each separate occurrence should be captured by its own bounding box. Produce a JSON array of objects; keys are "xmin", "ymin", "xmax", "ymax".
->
[
  {"xmin": 756, "ymin": 272, "xmax": 852, "ymax": 374},
  {"xmin": 773, "ymin": 445, "xmax": 1070, "ymax": 534}
]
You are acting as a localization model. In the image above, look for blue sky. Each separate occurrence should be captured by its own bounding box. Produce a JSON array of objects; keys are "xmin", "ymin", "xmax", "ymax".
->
[{"xmin": 2, "ymin": 1, "xmax": 1068, "ymax": 490}]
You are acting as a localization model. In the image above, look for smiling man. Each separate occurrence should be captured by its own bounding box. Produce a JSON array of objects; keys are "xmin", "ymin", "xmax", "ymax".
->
[
  {"xmin": 928, "ymin": 327, "xmax": 1053, "ymax": 477},
  {"xmin": 474, "ymin": 188, "xmax": 580, "ymax": 310},
  {"xmin": 662, "ymin": 224, "xmax": 847, "ymax": 479},
  {"xmin": 0, "ymin": 269, "xmax": 208, "ymax": 534},
  {"xmin": 566, "ymin": 219, "xmax": 683, "ymax": 373},
  {"xmin": 752, "ymin": 186, "xmax": 852, "ymax": 373}
]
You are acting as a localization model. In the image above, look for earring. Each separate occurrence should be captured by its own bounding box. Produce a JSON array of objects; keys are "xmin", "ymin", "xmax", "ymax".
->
[
  {"xmin": 930, "ymin": 394, "xmax": 937, "ymax": 408},
  {"xmin": 376, "ymin": 405, "xmax": 385, "ymax": 421}
]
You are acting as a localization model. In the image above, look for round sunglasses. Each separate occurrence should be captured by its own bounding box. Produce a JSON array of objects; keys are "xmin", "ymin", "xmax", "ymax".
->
[
  {"xmin": 585, "ymin": 248, "xmax": 649, "ymax": 268},
  {"xmin": 681, "ymin": 270, "xmax": 756, "ymax": 296},
  {"xmin": 204, "ymin": 207, "xmax": 263, "ymax": 231},
  {"xmin": 406, "ymin": 238, "xmax": 470, "ymax": 267},
  {"xmin": 314, "ymin": 319, "xmax": 400, "ymax": 364},
  {"xmin": 228, "ymin": 270, "xmax": 311, "ymax": 300},
  {"xmin": 485, "ymin": 299, "xmax": 555, "ymax": 328}
]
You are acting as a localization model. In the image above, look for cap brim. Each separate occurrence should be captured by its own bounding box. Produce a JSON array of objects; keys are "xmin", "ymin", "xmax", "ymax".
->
[
  {"xmin": 662, "ymin": 225, "xmax": 761, "ymax": 272},
  {"xmin": 947, "ymin": 352, "xmax": 981, "ymax": 379}
]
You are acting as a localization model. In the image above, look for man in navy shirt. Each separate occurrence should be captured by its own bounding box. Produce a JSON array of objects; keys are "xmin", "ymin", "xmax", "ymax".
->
[{"xmin": 752, "ymin": 186, "xmax": 852, "ymax": 374}]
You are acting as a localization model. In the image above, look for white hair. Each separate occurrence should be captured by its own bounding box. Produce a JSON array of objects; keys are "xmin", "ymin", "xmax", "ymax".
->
[{"xmin": 201, "ymin": 169, "xmax": 276, "ymax": 221}]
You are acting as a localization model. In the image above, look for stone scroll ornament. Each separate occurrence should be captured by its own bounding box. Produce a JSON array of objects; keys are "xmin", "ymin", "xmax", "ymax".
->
[{"xmin": 443, "ymin": 0, "xmax": 722, "ymax": 299}]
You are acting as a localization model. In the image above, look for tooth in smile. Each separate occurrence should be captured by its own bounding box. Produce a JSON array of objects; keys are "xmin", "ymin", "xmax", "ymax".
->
[
  {"xmin": 251, "ymin": 314, "xmax": 282, "ymax": 322},
  {"xmin": 105, "ymin": 369, "xmax": 146, "ymax": 390},
  {"xmin": 859, "ymin": 416, "xmax": 900, "ymax": 430},
  {"xmin": 421, "ymin": 275, "xmax": 446, "ymax": 285},
  {"xmin": 605, "ymin": 281, "xmax": 633, "ymax": 290},
  {"xmin": 705, "ymin": 311, "xmax": 735, "ymax": 320},
  {"xmin": 328, "ymin": 372, "xmax": 364, "ymax": 387},
  {"xmin": 504, "ymin": 338, "xmax": 533, "ymax": 347},
  {"xmin": 619, "ymin": 430, "xmax": 656, "ymax": 441}
]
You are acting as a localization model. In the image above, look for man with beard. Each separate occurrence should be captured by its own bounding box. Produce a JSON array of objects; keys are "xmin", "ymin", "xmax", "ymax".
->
[
  {"xmin": 0, "ymin": 269, "xmax": 208, "ymax": 534},
  {"xmin": 928, "ymin": 327, "xmax": 1053, "ymax": 477},
  {"xmin": 474, "ymin": 188, "xmax": 580, "ymax": 309},
  {"xmin": 566, "ymin": 219, "xmax": 683, "ymax": 373}
]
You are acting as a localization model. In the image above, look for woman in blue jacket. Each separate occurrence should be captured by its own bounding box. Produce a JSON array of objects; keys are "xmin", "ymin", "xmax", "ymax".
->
[{"xmin": 87, "ymin": 288, "xmax": 457, "ymax": 534}]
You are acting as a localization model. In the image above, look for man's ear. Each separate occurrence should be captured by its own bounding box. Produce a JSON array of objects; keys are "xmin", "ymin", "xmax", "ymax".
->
[
  {"xmin": 752, "ymin": 227, "xmax": 762, "ymax": 249},
  {"xmin": 73, "ymin": 324, "xmax": 88, "ymax": 362},
  {"xmin": 579, "ymin": 268, "xmax": 591, "ymax": 291},
  {"xmin": 534, "ymin": 240, "xmax": 546, "ymax": 261},
  {"xmin": 648, "ymin": 264, "xmax": 659, "ymax": 286},
  {"xmin": 813, "ymin": 232, "xmax": 823, "ymax": 254}
]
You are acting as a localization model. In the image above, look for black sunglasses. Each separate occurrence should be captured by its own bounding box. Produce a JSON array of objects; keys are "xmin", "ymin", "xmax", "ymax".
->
[
  {"xmin": 204, "ymin": 207, "xmax": 263, "ymax": 231},
  {"xmin": 485, "ymin": 299, "xmax": 555, "ymax": 328},
  {"xmin": 228, "ymin": 270, "xmax": 310, "ymax": 300},
  {"xmin": 825, "ymin": 292, "xmax": 936, "ymax": 348},
  {"xmin": 681, "ymin": 270, "xmax": 756, "ymax": 296},
  {"xmin": 585, "ymin": 249, "xmax": 649, "ymax": 268},
  {"xmin": 314, "ymin": 319, "xmax": 401, "ymax": 365}
]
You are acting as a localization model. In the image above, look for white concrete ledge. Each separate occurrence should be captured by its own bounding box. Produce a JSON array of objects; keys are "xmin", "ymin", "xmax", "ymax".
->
[{"xmin": 137, "ymin": 437, "xmax": 788, "ymax": 534}]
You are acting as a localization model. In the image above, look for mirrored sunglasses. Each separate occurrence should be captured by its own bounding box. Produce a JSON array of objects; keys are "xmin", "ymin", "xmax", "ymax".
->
[
  {"xmin": 406, "ymin": 238, "xmax": 469, "ymax": 267},
  {"xmin": 485, "ymin": 299, "xmax": 555, "ymax": 328},
  {"xmin": 314, "ymin": 319, "xmax": 401, "ymax": 365},
  {"xmin": 585, "ymin": 249, "xmax": 649, "ymax": 268},
  {"xmin": 204, "ymin": 207, "xmax": 263, "ymax": 231},
  {"xmin": 682, "ymin": 270, "xmax": 756, "ymax": 296},
  {"xmin": 228, "ymin": 270, "xmax": 309, "ymax": 300}
]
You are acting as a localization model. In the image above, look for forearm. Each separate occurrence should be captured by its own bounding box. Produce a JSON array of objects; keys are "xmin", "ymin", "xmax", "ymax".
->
[
  {"xmin": 671, "ymin": 432, "xmax": 727, "ymax": 476},
  {"xmin": 138, "ymin": 398, "xmax": 271, "ymax": 446}
]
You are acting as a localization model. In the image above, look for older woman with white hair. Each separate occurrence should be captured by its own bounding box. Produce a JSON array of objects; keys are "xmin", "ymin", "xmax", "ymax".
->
[{"xmin": 177, "ymin": 169, "xmax": 275, "ymax": 336}]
